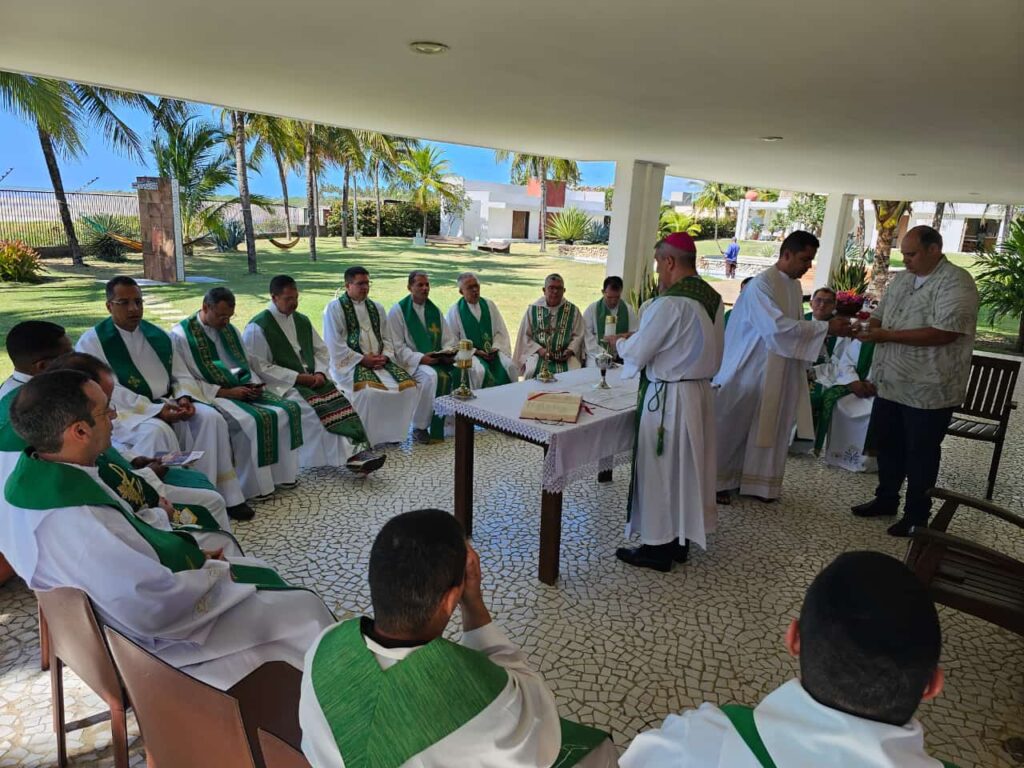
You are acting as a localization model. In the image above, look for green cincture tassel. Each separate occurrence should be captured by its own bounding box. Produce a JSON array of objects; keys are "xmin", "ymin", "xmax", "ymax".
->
[{"xmin": 656, "ymin": 425, "xmax": 665, "ymax": 456}]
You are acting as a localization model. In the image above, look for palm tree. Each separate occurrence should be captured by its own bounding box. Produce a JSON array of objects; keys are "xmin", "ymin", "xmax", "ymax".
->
[
  {"xmin": 248, "ymin": 114, "xmax": 303, "ymax": 239},
  {"xmin": 658, "ymin": 207, "xmax": 701, "ymax": 238},
  {"xmin": 300, "ymin": 122, "xmax": 319, "ymax": 261},
  {"xmin": 870, "ymin": 200, "xmax": 911, "ymax": 293},
  {"xmin": 397, "ymin": 146, "xmax": 461, "ymax": 236},
  {"xmin": 693, "ymin": 181, "xmax": 742, "ymax": 250},
  {"xmin": 932, "ymin": 202, "xmax": 947, "ymax": 230},
  {"xmin": 0, "ymin": 73, "xmax": 151, "ymax": 266},
  {"xmin": 225, "ymin": 111, "xmax": 258, "ymax": 273},
  {"xmin": 368, "ymin": 135, "xmax": 419, "ymax": 237},
  {"xmin": 976, "ymin": 217, "xmax": 1024, "ymax": 351},
  {"xmin": 493, "ymin": 151, "xmax": 581, "ymax": 252}
]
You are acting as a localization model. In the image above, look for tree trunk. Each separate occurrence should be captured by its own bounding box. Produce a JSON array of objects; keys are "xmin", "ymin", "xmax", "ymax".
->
[
  {"xmin": 374, "ymin": 162, "xmax": 382, "ymax": 238},
  {"xmin": 932, "ymin": 201, "xmax": 946, "ymax": 230},
  {"xmin": 871, "ymin": 200, "xmax": 908, "ymax": 295},
  {"xmin": 305, "ymin": 131, "xmax": 317, "ymax": 262},
  {"xmin": 274, "ymin": 150, "xmax": 291, "ymax": 239},
  {"xmin": 999, "ymin": 204, "xmax": 1016, "ymax": 246},
  {"xmin": 539, "ymin": 160, "xmax": 548, "ymax": 253},
  {"xmin": 1017, "ymin": 313, "xmax": 1024, "ymax": 354},
  {"xmin": 37, "ymin": 126, "xmax": 84, "ymax": 266},
  {"xmin": 855, "ymin": 198, "xmax": 865, "ymax": 254},
  {"xmin": 352, "ymin": 172, "xmax": 360, "ymax": 240},
  {"xmin": 422, "ymin": 209, "xmax": 428, "ymax": 237},
  {"xmin": 232, "ymin": 112, "xmax": 258, "ymax": 274},
  {"xmin": 341, "ymin": 161, "xmax": 350, "ymax": 248}
]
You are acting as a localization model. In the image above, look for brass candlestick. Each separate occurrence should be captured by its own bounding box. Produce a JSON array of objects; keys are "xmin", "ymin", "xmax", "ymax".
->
[{"xmin": 452, "ymin": 339, "xmax": 476, "ymax": 400}]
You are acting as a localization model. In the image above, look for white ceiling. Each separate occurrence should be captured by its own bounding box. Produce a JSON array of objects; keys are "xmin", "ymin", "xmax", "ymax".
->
[{"xmin": 2, "ymin": 0, "xmax": 1022, "ymax": 202}]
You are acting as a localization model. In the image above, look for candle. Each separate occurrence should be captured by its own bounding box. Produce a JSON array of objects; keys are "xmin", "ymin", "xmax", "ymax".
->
[{"xmin": 604, "ymin": 315, "xmax": 617, "ymax": 338}]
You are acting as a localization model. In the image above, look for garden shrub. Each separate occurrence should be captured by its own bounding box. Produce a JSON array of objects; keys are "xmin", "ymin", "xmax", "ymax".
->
[
  {"xmin": 327, "ymin": 200, "xmax": 440, "ymax": 237},
  {"xmin": 0, "ymin": 240, "xmax": 44, "ymax": 283},
  {"xmin": 79, "ymin": 214, "xmax": 137, "ymax": 262}
]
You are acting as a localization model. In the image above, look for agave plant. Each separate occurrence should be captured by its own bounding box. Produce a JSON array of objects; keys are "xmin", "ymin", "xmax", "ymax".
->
[
  {"xmin": 547, "ymin": 207, "xmax": 592, "ymax": 244},
  {"xmin": 976, "ymin": 218, "xmax": 1024, "ymax": 351}
]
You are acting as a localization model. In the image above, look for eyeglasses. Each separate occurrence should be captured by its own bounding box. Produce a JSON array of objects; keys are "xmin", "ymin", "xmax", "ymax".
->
[
  {"xmin": 351, "ymin": 280, "xmax": 372, "ymax": 288},
  {"xmin": 110, "ymin": 298, "xmax": 145, "ymax": 308}
]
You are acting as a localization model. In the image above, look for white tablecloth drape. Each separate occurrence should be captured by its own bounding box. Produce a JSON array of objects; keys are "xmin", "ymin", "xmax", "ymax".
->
[{"xmin": 435, "ymin": 367, "xmax": 638, "ymax": 492}]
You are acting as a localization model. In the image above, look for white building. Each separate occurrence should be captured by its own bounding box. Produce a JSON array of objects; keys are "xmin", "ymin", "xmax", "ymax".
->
[{"xmin": 442, "ymin": 177, "xmax": 610, "ymax": 242}]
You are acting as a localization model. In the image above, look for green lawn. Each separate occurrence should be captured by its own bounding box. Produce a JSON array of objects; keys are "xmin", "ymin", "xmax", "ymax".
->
[{"xmin": 0, "ymin": 237, "xmax": 613, "ymax": 380}]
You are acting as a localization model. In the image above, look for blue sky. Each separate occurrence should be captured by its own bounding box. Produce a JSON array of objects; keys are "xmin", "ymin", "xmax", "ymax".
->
[{"xmin": 0, "ymin": 100, "xmax": 702, "ymax": 199}]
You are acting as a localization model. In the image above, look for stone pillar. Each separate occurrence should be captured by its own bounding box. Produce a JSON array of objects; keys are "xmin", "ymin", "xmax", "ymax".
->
[
  {"xmin": 815, "ymin": 193, "xmax": 855, "ymax": 289},
  {"xmin": 137, "ymin": 176, "xmax": 180, "ymax": 283},
  {"xmin": 607, "ymin": 160, "xmax": 667, "ymax": 295}
]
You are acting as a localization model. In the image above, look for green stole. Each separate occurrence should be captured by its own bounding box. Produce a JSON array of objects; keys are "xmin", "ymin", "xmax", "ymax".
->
[
  {"xmin": 95, "ymin": 317, "xmax": 173, "ymax": 401},
  {"xmin": 0, "ymin": 387, "xmax": 23, "ymax": 452},
  {"xmin": 250, "ymin": 310, "xmax": 368, "ymax": 445},
  {"xmin": 4, "ymin": 452, "xmax": 290, "ymax": 589},
  {"xmin": 721, "ymin": 704, "xmax": 958, "ymax": 768},
  {"xmin": 528, "ymin": 301, "xmax": 579, "ymax": 376},
  {"xmin": 457, "ymin": 297, "xmax": 511, "ymax": 388},
  {"xmin": 627, "ymin": 276, "xmax": 722, "ymax": 521},
  {"xmin": 399, "ymin": 295, "xmax": 456, "ymax": 440},
  {"xmin": 813, "ymin": 341, "xmax": 876, "ymax": 454},
  {"xmin": 591, "ymin": 299, "xmax": 629, "ymax": 343},
  {"xmin": 179, "ymin": 314, "xmax": 303, "ymax": 467},
  {"xmin": 310, "ymin": 618, "xmax": 607, "ymax": 768},
  {"xmin": 336, "ymin": 295, "xmax": 416, "ymax": 392}
]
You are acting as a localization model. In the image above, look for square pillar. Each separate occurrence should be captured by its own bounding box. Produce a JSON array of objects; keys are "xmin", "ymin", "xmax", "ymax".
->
[
  {"xmin": 607, "ymin": 160, "xmax": 667, "ymax": 294},
  {"xmin": 815, "ymin": 193, "xmax": 855, "ymax": 289}
]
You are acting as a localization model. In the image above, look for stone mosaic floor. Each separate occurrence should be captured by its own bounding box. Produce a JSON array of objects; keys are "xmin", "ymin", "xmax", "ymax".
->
[{"xmin": 1, "ymin": 398, "xmax": 1023, "ymax": 766}]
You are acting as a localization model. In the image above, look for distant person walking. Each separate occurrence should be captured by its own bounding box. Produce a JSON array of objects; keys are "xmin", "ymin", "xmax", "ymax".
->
[{"xmin": 724, "ymin": 238, "xmax": 740, "ymax": 279}]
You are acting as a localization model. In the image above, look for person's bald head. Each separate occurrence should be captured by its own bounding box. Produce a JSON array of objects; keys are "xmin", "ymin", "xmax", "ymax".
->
[
  {"xmin": 654, "ymin": 237, "xmax": 698, "ymax": 290},
  {"xmin": 901, "ymin": 226, "xmax": 944, "ymax": 276}
]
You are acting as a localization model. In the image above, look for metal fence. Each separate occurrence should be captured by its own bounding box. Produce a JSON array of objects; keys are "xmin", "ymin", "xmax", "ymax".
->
[{"xmin": 0, "ymin": 188, "xmax": 307, "ymax": 248}]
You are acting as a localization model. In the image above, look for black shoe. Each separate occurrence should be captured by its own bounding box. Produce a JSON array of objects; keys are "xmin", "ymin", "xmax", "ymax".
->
[
  {"xmin": 851, "ymin": 499, "xmax": 898, "ymax": 517},
  {"xmin": 276, "ymin": 480, "xmax": 299, "ymax": 490},
  {"xmin": 615, "ymin": 545, "xmax": 673, "ymax": 573},
  {"xmin": 347, "ymin": 451, "xmax": 386, "ymax": 475},
  {"xmin": 887, "ymin": 517, "xmax": 918, "ymax": 537},
  {"xmin": 412, "ymin": 428, "xmax": 431, "ymax": 445},
  {"xmin": 226, "ymin": 503, "xmax": 255, "ymax": 521},
  {"xmin": 716, "ymin": 491, "xmax": 733, "ymax": 506},
  {"xmin": 673, "ymin": 541, "xmax": 690, "ymax": 563}
]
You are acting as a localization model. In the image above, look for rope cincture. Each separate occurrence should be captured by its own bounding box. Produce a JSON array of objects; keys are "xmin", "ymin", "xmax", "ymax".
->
[{"xmin": 648, "ymin": 381, "xmax": 668, "ymax": 456}]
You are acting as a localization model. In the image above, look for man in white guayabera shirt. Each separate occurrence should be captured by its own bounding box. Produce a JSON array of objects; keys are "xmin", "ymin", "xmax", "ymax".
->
[{"xmin": 621, "ymin": 551, "xmax": 958, "ymax": 768}]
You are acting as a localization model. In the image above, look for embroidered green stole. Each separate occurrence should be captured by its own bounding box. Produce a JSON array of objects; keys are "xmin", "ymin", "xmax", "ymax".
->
[
  {"xmin": 813, "ymin": 341, "xmax": 876, "ymax": 454},
  {"xmin": 95, "ymin": 318, "xmax": 173, "ymax": 401},
  {"xmin": 336, "ymin": 295, "xmax": 416, "ymax": 392},
  {"xmin": 457, "ymin": 298, "xmax": 511, "ymax": 388},
  {"xmin": 0, "ymin": 387, "xmax": 23, "ymax": 452},
  {"xmin": 627, "ymin": 276, "xmax": 721, "ymax": 520},
  {"xmin": 310, "ymin": 618, "xmax": 607, "ymax": 768},
  {"xmin": 179, "ymin": 314, "xmax": 303, "ymax": 466},
  {"xmin": 591, "ymin": 299, "xmax": 629, "ymax": 343},
  {"xmin": 250, "ymin": 310, "xmax": 368, "ymax": 445},
  {"xmin": 399, "ymin": 295, "xmax": 456, "ymax": 440},
  {"xmin": 4, "ymin": 452, "xmax": 292, "ymax": 589},
  {"xmin": 528, "ymin": 302, "xmax": 579, "ymax": 376}
]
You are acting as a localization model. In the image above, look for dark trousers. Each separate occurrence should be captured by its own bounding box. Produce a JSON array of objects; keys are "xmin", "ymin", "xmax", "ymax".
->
[
  {"xmin": 869, "ymin": 397, "xmax": 954, "ymax": 524},
  {"xmin": 725, "ymin": 261, "xmax": 737, "ymax": 278}
]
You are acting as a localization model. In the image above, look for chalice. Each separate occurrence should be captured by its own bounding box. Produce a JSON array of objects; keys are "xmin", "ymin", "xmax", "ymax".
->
[
  {"xmin": 593, "ymin": 347, "xmax": 613, "ymax": 389},
  {"xmin": 452, "ymin": 339, "xmax": 476, "ymax": 400}
]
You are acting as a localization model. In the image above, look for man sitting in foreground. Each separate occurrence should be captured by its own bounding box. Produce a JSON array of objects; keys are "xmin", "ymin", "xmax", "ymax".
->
[
  {"xmin": 299, "ymin": 509, "xmax": 617, "ymax": 767},
  {"xmin": 1, "ymin": 371, "xmax": 334, "ymax": 690},
  {"xmin": 620, "ymin": 551, "xmax": 956, "ymax": 767}
]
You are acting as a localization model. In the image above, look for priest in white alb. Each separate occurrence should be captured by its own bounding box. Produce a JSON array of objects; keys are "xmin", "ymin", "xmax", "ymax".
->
[
  {"xmin": 322, "ymin": 266, "xmax": 419, "ymax": 446},
  {"xmin": 714, "ymin": 231, "xmax": 851, "ymax": 502},
  {"xmin": 76, "ymin": 276, "xmax": 248, "ymax": 516},
  {"xmin": 614, "ymin": 233, "xmax": 724, "ymax": 573},
  {"xmin": 813, "ymin": 333, "xmax": 878, "ymax": 473},
  {"xmin": 445, "ymin": 272, "xmax": 519, "ymax": 388},
  {"xmin": 171, "ymin": 287, "xmax": 303, "ymax": 504},
  {"xmin": 512, "ymin": 273, "xmax": 585, "ymax": 379},
  {"xmin": 0, "ymin": 370, "xmax": 334, "ymax": 690},
  {"xmin": 242, "ymin": 275, "xmax": 385, "ymax": 474},
  {"xmin": 582, "ymin": 275, "xmax": 638, "ymax": 364}
]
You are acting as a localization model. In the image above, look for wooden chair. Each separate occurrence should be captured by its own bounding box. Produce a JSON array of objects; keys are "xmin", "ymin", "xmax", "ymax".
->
[
  {"xmin": 258, "ymin": 729, "xmax": 312, "ymax": 768},
  {"xmin": 35, "ymin": 588, "xmax": 130, "ymax": 768},
  {"xmin": 946, "ymin": 354, "xmax": 1019, "ymax": 499},
  {"xmin": 904, "ymin": 488, "xmax": 1024, "ymax": 637}
]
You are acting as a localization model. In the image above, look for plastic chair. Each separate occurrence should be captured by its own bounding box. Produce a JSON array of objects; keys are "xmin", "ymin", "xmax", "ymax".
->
[
  {"xmin": 35, "ymin": 587, "xmax": 130, "ymax": 768},
  {"xmin": 258, "ymin": 729, "xmax": 312, "ymax": 768}
]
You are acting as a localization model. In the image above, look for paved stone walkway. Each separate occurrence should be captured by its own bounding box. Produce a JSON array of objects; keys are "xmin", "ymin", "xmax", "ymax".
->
[{"xmin": 1, "ymin": 381, "xmax": 1022, "ymax": 766}]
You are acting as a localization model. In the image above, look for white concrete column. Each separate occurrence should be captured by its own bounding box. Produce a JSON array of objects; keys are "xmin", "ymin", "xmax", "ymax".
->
[
  {"xmin": 814, "ymin": 193, "xmax": 856, "ymax": 289},
  {"xmin": 607, "ymin": 160, "xmax": 667, "ymax": 294}
]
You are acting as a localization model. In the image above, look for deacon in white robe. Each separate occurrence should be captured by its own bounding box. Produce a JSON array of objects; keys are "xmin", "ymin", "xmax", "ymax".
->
[
  {"xmin": 512, "ymin": 274, "xmax": 585, "ymax": 380},
  {"xmin": 445, "ymin": 272, "xmax": 519, "ymax": 388},
  {"xmin": 713, "ymin": 233, "xmax": 848, "ymax": 500},
  {"xmin": 322, "ymin": 267, "xmax": 419, "ymax": 446},
  {"xmin": 243, "ymin": 295, "xmax": 370, "ymax": 469},
  {"xmin": 813, "ymin": 337, "xmax": 878, "ymax": 473},
  {"xmin": 387, "ymin": 272, "xmax": 458, "ymax": 442},
  {"xmin": 582, "ymin": 277, "xmax": 639, "ymax": 363},
  {"xmin": 76, "ymin": 278, "xmax": 244, "ymax": 506},
  {"xmin": 171, "ymin": 290, "xmax": 300, "ymax": 500}
]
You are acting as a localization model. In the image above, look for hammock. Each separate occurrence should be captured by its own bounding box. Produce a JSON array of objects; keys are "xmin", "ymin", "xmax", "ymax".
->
[
  {"xmin": 269, "ymin": 236, "xmax": 302, "ymax": 249},
  {"xmin": 80, "ymin": 215, "xmax": 204, "ymax": 250}
]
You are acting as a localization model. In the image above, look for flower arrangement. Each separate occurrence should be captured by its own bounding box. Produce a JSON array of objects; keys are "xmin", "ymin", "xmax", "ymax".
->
[{"xmin": 835, "ymin": 291, "xmax": 865, "ymax": 316}]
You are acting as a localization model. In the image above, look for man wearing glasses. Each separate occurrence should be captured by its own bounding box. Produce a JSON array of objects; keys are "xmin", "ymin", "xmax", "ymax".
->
[{"xmin": 77, "ymin": 276, "xmax": 252, "ymax": 520}]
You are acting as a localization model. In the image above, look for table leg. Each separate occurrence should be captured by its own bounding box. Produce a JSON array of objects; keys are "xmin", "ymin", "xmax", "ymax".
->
[
  {"xmin": 454, "ymin": 414, "xmax": 474, "ymax": 537},
  {"xmin": 539, "ymin": 489, "xmax": 563, "ymax": 585}
]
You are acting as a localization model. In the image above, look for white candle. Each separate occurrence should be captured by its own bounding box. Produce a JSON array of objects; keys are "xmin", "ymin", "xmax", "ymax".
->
[{"xmin": 604, "ymin": 315, "xmax": 617, "ymax": 337}]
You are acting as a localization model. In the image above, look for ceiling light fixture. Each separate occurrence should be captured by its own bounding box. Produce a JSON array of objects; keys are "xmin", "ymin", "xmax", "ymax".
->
[
  {"xmin": 409, "ymin": 41, "xmax": 449, "ymax": 55},
  {"xmin": 759, "ymin": 136, "xmax": 784, "ymax": 142},
  {"xmin": 899, "ymin": 172, "xmax": 917, "ymax": 177}
]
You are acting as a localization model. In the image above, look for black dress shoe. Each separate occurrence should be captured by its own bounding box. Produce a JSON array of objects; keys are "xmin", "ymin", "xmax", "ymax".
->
[
  {"xmin": 715, "ymin": 491, "xmax": 733, "ymax": 506},
  {"xmin": 673, "ymin": 541, "xmax": 690, "ymax": 563},
  {"xmin": 851, "ymin": 499, "xmax": 898, "ymax": 517},
  {"xmin": 347, "ymin": 451, "xmax": 386, "ymax": 475},
  {"xmin": 412, "ymin": 428, "xmax": 432, "ymax": 445},
  {"xmin": 276, "ymin": 480, "xmax": 299, "ymax": 490},
  {"xmin": 887, "ymin": 517, "xmax": 918, "ymax": 537},
  {"xmin": 615, "ymin": 545, "xmax": 673, "ymax": 572},
  {"xmin": 226, "ymin": 502, "xmax": 255, "ymax": 521}
]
